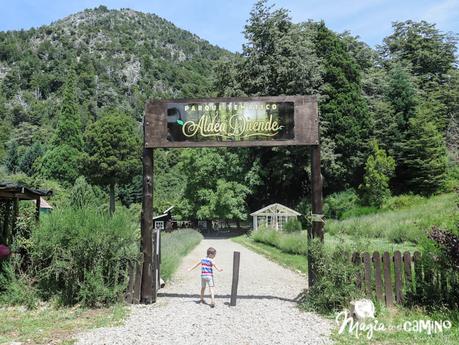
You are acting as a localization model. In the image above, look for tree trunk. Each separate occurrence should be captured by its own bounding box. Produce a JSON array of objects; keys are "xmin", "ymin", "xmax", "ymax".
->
[{"xmin": 109, "ymin": 183, "xmax": 116, "ymax": 215}]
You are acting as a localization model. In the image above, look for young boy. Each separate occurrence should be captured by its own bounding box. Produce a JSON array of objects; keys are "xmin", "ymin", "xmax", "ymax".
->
[{"xmin": 188, "ymin": 247, "xmax": 223, "ymax": 308}]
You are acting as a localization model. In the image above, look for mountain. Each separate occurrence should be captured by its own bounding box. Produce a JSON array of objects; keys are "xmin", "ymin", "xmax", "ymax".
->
[{"xmin": 0, "ymin": 6, "xmax": 231, "ymax": 161}]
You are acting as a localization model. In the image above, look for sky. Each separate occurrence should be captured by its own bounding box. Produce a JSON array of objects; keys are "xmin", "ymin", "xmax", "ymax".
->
[{"xmin": 0, "ymin": 0, "xmax": 458, "ymax": 52}]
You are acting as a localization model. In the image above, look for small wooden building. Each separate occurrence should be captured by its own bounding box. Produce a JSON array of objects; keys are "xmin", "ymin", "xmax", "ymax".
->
[
  {"xmin": 153, "ymin": 206, "xmax": 175, "ymax": 232},
  {"xmin": 0, "ymin": 182, "xmax": 52, "ymax": 246},
  {"xmin": 250, "ymin": 203, "xmax": 301, "ymax": 231},
  {"xmin": 35, "ymin": 197, "xmax": 53, "ymax": 215}
]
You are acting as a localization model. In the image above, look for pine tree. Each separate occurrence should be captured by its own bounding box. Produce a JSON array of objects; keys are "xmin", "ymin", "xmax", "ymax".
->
[
  {"xmin": 385, "ymin": 63, "xmax": 418, "ymax": 135},
  {"xmin": 398, "ymin": 106, "xmax": 448, "ymax": 195},
  {"xmin": 39, "ymin": 66, "xmax": 84, "ymax": 184},
  {"xmin": 359, "ymin": 141, "xmax": 395, "ymax": 207},
  {"xmin": 52, "ymin": 67, "xmax": 83, "ymax": 149}
]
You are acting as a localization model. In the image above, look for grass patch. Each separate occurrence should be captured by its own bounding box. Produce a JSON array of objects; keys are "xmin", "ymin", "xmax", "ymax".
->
[
  {"xmin": 0, "ymin": 303, "xmax": 127, "ymax": 344},
  {"xmin": 232, "ymin": 235, "xmax": 307, "ymax": 274},
  {"xmin": 332, "ymin": 307, "xmax": 459, "ymax": 345},
  {"xmin": 248, "ymin": 228, "xmax": 418, "ymax": 256},
  {"xmin": 327, "ymin": 193, "xmax": 458, "ymax": 244},
  {"xmin": 160, "ymin": 229, "xmax": 203, "ymax": 281}
]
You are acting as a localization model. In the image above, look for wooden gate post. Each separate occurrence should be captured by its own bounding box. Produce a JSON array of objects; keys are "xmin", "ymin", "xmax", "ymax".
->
[
  {"xmin": 141, "ymin": 147, "xmax": 155, "ymax": 303},
  {"xmin": 308, "ymin": 145, "xmax": 324, "ymax": 288}
]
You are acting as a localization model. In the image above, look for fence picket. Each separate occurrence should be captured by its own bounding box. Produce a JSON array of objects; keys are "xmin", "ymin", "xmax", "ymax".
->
[
  {"xmin": 373, "ymin": 251, "xmax": 384, "ymax": 303},
  {"xmin": 403, "ymin": 251, "xmax": 412, "ymax": 293},
  {"xmin": 133, "ymin": 257, "xmax": 143, "ymax": 304},
  {"xmin": 125, "ymin": 262, "xmax": 135, "ymax": 304},
  {"xmin": 393, "ymin": 251, "xmax": 403, "ymax": 303},
  {"xmin": 382, "ymin": 252, "xmax": 394, "ymax": 307},
  {"xmin": 352, "ymin": 252, "xmax": 362, "ymax": 289},
  {"xmin": 362, "ymin": 252, "xmax": 372, "ymax": 296}
]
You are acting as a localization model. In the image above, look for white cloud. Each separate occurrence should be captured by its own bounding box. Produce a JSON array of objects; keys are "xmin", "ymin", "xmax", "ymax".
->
[{"xmin": 424, "ymin": 0, "xmax": 459, "ymax": 26}]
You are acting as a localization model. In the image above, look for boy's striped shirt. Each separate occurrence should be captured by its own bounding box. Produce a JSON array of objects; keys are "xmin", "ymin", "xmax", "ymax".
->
[{"xmin": 201, "ymin": 258, "xmax": 213, "ymax": 276}]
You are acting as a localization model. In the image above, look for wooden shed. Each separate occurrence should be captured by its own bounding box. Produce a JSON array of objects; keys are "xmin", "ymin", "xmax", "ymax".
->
[
  {"xmin": 250, "ymin": 203, "xmax": 301, "ymax": 231},
  {"xmin": 0, "ymin": 182, "xmax": 52, "ymax": 246},
  {"xmin": 153, "ymin": 206, "xmax": 175, "ymax": 232}
]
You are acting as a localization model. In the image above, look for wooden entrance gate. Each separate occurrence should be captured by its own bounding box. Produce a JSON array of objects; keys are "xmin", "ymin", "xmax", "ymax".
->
[{"xmin": 139, "ymin": 96, "xmax": 323, "ymax": 304}]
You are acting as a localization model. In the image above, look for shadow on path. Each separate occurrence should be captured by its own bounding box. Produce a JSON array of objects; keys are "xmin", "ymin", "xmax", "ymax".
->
[{"xmin": 158, "ymin": 291, "xmax": 307, "ymax": 303}]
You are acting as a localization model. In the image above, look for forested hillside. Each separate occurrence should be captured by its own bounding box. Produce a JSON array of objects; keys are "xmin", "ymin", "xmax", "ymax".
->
[{"xmin": 0, "ymin": 2, "xmax": 458, "ymax": 221}]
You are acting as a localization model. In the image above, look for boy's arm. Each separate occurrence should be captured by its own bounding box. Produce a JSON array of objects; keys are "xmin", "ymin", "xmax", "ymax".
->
[
  {"xmin": 187, "ymin": 261, "xmax": 201, "ymax": 272},
  {"xmin": 213, "ymin": 262, "xmax": 223, "ymax": 272}
]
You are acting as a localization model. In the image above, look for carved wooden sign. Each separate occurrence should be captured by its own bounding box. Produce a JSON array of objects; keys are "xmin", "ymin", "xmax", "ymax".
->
[{"xmin": 144, "ymin": 96, "xmax": 318, "ymax": 148}]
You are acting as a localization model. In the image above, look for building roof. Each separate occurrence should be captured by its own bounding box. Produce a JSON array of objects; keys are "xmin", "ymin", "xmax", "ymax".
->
[
  {"xmin": 153, "ymin": 206, "xmax": 175, "ymax": 220},
  {"xmin": 36, "ymin": 197, "xmax": 53, "ymax": 209},
  {"xmin": 250, "ymin": 203, "xmax": 301, "ymax": 217},
  {"xmin": 0, "ymin": 182, "xmax": 53, "ymax": 201}
]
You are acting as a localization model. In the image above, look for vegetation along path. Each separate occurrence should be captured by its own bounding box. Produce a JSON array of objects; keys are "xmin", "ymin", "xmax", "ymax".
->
[{"xmin": 75, "ymin": 238, "xmax": 332, "ymax": 345}]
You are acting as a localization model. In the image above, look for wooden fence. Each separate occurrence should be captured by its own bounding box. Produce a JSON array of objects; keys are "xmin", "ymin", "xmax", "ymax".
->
[{"xmin": 352, "ymin": 250, "xmax": 459, "ymax": 307}]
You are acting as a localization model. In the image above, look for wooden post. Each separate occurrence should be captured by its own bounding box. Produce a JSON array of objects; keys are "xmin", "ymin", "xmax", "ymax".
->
[
  {"xmin": 230, "ymin": 251, "xmax": 240, "ymax": 306},
  {"xmin": 141, "ymin": 147, "xmax": 155, "ymax": 304},
  {"xmin": 35, "ymin": 197, "xmax": 41, "ymax": 221},
  {"xmin": 308, "ymin": 145, "xmax": 323, "ymax": 289}
]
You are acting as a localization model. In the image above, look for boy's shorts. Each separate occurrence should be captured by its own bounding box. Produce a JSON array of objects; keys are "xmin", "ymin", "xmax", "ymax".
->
[{"xmin": 201, "ymin": 275, "xmax": 214, "ymax": 288}]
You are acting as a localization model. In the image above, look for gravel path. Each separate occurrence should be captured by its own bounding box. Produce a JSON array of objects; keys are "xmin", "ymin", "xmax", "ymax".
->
[{"xmin": 75, "ymin": 238, "xmax": 332, "ymax": 345}]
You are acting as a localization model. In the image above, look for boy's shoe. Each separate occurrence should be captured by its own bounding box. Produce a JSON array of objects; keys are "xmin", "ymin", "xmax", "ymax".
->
[
  {"xmin": 199, "ymin": 299, "xmax": 206, "ymax": 304},
  {"xmin": 210, "ymin": 303, "xmax": 215, "ymax": 308}
]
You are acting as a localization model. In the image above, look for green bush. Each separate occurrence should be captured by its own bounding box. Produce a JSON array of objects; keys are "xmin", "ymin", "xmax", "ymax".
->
[
  {"xmin": 382, "ymin": 194, "xmax": 425, "ymax": 211},
  {"xmin": 160, "ymin": 229, "xmax": 203, "ymax": 280},
  {"xmin": 283, "ymin": 218, "xmax": 302, "ymax": 232},
  {"xmin": 0, "ymin": 262, "xmax": 39, "ymax": 309},
  {"xmin": 302, "ymin": 239, "xmax": 364, "ymax": 314},
  {"xmin": 30, "ymin": 207, "xmax": 139, "ymax": 307},
  {"xmin": 324, "ymin": 190, "xmax": 359, "ymax": 220},
  {"xmin": 341, "ymin": 205, "xmax": 379, "ymax": 219}
]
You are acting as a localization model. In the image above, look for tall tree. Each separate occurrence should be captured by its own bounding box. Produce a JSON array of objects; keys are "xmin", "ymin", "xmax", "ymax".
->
[
  {"xmin": 82, "ymin": 110, "xmax": 141, "ymax": 214},
  {"xmin": 398, "ymin": 105, "xmax": 448, "ymax": 195},
  {"xmin": 239, "ymin": 0, "xmax": 322, "ymax": 96},
  {"xmin": 381, "ymin": 20, "xmax": 458, "ymax": 86},
  {"xmin": 51, "ymin": 67, "xmax": 83, "ymax": 149},
  {"xmin": 39, "ymin": 67, "xmax": 84, "ymax": 184},
  {"xmin": 213, "ymin": 0, "xmax": 326, "ymax": 208},
  {"xmin": 312, "ymin": 21, "xmax": 372, "ymax": 189}
]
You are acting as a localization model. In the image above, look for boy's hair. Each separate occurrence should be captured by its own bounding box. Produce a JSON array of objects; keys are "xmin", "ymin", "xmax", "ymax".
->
[{"xmin": 207, "ymin": 247, "xmax": 216, "ymax": 256}]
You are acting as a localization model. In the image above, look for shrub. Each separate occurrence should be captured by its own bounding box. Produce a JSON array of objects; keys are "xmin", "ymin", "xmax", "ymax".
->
[
  {"xmin": 283, "ymin": 218, "xmax": 302, "ymax": 232},
  {"xmin": 359, "ymin": 140, "xmax": 395, "ymax": 207},
  {"xmin": 0, "ymin": 262, "xmax": 39, "ymax": 309},
  {"xmin": 324, "ymin": 190, "xmax": 359, "ymax": 220},
  {"xmin": 30, "ymin": 207, "xmax": 139, "ymax": 307},
  {"xmin": 302, "ymin": 239, "xmax": 364, "ymax": 314},
  {"xmin": 340, "ymin": 205, "xmax": 379, "ymax": 219},
  {"xmin": 68, "ymin": 176, "xmax": 104, "ymax": 209},
  {"xmin": 382, "ymin": 194, "xmax": 425, "ymax": 211}
]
